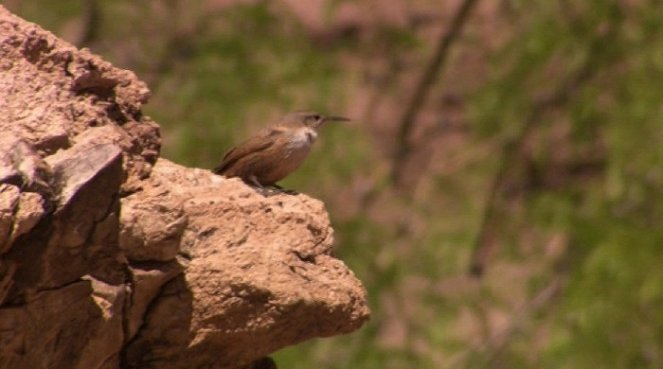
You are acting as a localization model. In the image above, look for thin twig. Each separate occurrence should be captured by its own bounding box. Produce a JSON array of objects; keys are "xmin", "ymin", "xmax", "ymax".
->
[
  {"xmin": 444, "ymin": 276, "xmax": 565, "ymax": 369},
  {"xmin": 390, "ymin": 0, "xmax": 480, "ymax": 188},
  {"xmin": 77, "ymin": 0, "xmax": 100, "ymax": 47}
]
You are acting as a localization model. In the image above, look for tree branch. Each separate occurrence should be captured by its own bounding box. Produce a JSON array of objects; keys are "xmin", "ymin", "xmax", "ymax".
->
[
  {"xmin": 390, "ymin": 0, "xmax": 480, "ymax": 188},
  {"xmin": 468, "ymin": 5, "xmax": 624, "ymax": 276}
]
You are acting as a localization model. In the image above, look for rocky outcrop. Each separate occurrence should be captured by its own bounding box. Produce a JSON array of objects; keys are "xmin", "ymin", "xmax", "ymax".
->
[{"xmin": 0, "ymin": 6, "xmax": 369, "ymax": 369}]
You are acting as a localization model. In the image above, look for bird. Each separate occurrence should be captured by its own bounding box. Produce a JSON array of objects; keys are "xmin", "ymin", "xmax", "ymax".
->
[{"xmin": 213, "ymin": 111, "xmax": 349, "ymax": 188}]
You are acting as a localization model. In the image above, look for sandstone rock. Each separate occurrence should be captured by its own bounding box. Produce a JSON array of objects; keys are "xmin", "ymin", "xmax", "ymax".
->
[
  {"xmin": 0, "ymin": 5, "xmax": 369, "ymax": 369},
  {"xmin": 7, "ymin": 191, "xmax": 45, "ymax": 251},
  {"xmin": 119, "ymin": 183, "xmax": 187, "ymax": 262},
  {"xmin": 0, "ymin": 137, "xmax": 51, "ymax": 196},
  {"xmin": 122, "ymin": 160, "xmax": 369, "ymax": 369},
  {"xmin": 126, "ymin": 262, "xmax": 183, "ymax": 340},
  {"xmin": 0, "ymin": 278, "xmax": 125, "ymax": 369},
  {"xmin": 0, "ymin": 184, "xmax": 20, "ymax": 251},
  {"xmin": 0, "ymin": 6, "xmax": 160, "ymax": 192}
]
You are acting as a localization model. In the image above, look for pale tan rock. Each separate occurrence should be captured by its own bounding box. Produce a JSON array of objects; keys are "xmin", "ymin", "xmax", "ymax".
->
[
  {"xmin": 9, "ymin": 191, "xmax": 45, "ymax": 247},
  {"xmin": 119, "ymin": 186, "xmax": 188, "ymax": 262},
  {"xmin": 122, "ymin": 160, "xmax": 369, "ymax": 369},
  {"xmin": 126, "ymin": 262, "xmax": 182, "ymax": 340},
  {"xmin": 77, "ymin": 276, "xmax": 127, "ymax": 369}
]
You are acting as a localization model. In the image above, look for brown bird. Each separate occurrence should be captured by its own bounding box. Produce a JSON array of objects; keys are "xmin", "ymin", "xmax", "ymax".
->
[{"xmin": 213, "ymin": 111, "xmax": 349, "ymax": 188}]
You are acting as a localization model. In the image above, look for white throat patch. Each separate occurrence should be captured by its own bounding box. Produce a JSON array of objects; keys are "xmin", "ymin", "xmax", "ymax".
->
[{"xmin": 288, "ymin": 127, "xmax": 317, "ymax": 149}]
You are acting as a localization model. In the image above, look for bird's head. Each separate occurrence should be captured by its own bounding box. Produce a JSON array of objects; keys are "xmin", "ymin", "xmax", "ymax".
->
[{"xmin": 281, "ymin": 111, "xmax": 350, "ymax": 130}]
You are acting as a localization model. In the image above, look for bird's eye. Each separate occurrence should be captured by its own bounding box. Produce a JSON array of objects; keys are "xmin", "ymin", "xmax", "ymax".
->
[{"xmin": 306, "ymin": 115, "xmax": 321, "ymax": 125}]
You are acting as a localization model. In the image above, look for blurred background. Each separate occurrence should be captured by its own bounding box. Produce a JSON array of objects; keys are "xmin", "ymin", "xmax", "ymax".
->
[{"xmin": 8, "ymin": 0, "xmax": 663, "ymax": 368}]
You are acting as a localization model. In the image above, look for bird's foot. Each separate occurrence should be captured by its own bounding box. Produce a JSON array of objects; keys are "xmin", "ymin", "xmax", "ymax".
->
[
  {"xmin": 255, "ymin": 185, "xmax": 298, "ymax": 196},
  {"xmin": 247, "ymin": 176, "xmax": 298, "ymax": 196},
  {"xmin": 249, "ymin": 181, "xmax": 296, "ymax": 197},
  {"xmin": 255, "ymin": 186, "xmax": 279, "ymax": 196}
]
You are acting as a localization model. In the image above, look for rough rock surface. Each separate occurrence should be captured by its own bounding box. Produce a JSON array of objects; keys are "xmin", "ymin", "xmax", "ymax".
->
[{"xmin": 0, "ymin": 6, "xmax": 369, "ymax": 369}]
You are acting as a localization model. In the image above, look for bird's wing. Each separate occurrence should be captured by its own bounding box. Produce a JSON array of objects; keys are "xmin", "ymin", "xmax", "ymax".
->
[{"xmin": 213, "ymin": 127, "xmax": 283, "ymax": 174}]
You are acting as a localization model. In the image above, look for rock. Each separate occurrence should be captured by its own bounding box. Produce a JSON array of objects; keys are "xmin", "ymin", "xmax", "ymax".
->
[
  {"xmin": 0, "ymin": 137, "xmax": 51, "ymax": 196},
  {"xmin": 0, "ymin": 184, "xmax": 20, "ymax": 251},
  {"xmin": 126, "ymin": 262, "xmax": 182, "ymax": 340},
  {"xmin": 7, "ymin": 191, "xmax": 45, "ymax": 251},
  {"xmin": 0, "ymin": 254, "xmax": 16, "ymax": 305},
  {"xmin": 119, "ymin": 184, "xmax": 187, "ymax": 262},
  {"xmin": 0, "ymin": 5, "xmax": 369, "ymax": 369},
  {"xmin": 78, "ymin": 276, "xmax": 127, "ymax": 369},
  {"xmin": 0, "ymin": 278, "xmax": 125, "ymax": 369},
  {"xmin": 121, "ymin": 160, "xmax": 369, "ymax": 369},
  {"xmin": 47, "ymin": 141, "xmax": 122, "ymax": 212},
  {"xmin": 0, "ymin": 6, "xmax": 160, "ymax": 191}
]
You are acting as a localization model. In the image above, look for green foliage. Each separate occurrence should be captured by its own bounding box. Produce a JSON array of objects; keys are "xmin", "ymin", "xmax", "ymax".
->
[
  {"xmin": 467, "ymin": 1, "xmax": 663, "ymax": 368},
  {"xmin": 146, "ymin": 3, "xmax": 344, "ymax": 167},
  {"xmin": 10, "ymin": 0, "xmax": 82, "ymax": 31}
]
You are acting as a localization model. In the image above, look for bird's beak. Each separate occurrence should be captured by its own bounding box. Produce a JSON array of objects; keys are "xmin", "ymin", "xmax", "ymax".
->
[{"xmin": 324, "ymin": 115, "xmax": 350, "ymax": 123}]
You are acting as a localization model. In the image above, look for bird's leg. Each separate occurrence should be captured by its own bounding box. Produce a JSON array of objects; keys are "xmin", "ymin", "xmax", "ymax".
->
[
  {"xmin": 248, "ymin": 175, "xmax": 283, "ymax": 196},
  {"xmin": 249, "ymin": 175, "xmax": 264, "ymax": 188},
  {"xmin": 269, "ymin": 183, "xmax": 298, "ymax": 195}
]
